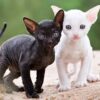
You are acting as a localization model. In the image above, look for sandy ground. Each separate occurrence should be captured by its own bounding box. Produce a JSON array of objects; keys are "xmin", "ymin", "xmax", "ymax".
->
[{"xmin": 0, "ymin": 51, "xmax": 100, "ymax": 100}]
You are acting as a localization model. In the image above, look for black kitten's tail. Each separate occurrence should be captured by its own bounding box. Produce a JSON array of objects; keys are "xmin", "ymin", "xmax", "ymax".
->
[{"xmin": 0, "ymin": 22, "xmax": 7, "ymax": 37}]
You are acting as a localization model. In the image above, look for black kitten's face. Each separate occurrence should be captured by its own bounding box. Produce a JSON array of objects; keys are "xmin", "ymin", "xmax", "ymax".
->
[
  {"xmin": 35, "ymin": 21, "xmax": 61, "ymax": 48},
  {"xmin": 23, "ymin": 10, "xmax": 64, "ymax": 49}
]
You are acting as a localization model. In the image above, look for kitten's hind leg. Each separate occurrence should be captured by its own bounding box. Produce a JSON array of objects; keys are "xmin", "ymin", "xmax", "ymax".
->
[
  {"xmin": 0, "ymin": 59, "xmax": 8, "ymax": 84},
  {"xmin": 4, "ymin": 72, "xmax": 24, "ymax": 93}
]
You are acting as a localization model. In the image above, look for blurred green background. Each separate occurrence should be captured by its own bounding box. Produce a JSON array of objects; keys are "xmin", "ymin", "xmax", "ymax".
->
[{"xmin": 0, "ymin": 0, "xmax": 100, "ymax": 49}]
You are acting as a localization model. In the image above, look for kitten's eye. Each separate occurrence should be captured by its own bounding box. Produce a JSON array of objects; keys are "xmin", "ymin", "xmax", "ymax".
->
[
  {"xmin": 80, "ymin": 24, "xmax": 85, "ymax": 29},
  {"xmin": 40, "ymin": 30, "xmax": 45, "ymax": 33},
  {"xmin": 52, "ymin": 28, "xmax": 58, "ymax": 33},
  {"xmin": 66, "ymin": 25, "xmax": 72, "ymax": 30},
  {"xmin": 52, "ymin": 28, "xmax": 55, "ymax": 31},
  {"xmin": 54, "ymin": 32, "xmax": 59, "ymax": 37},
  {"xmin": 39, "ymin": 34, "xmax": 44, "ymax": 39}
]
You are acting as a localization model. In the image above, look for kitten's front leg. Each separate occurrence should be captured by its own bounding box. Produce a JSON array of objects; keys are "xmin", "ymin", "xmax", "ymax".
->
[
  {"xmin": 56, "ymin": 58, "xmax": 71, "ymax": 91},
  {"xmin": 20, "ymin": 65, "xmax": 39, "ymax": 98},
  {"xmin": 35, "ymin": 68, "xmax": 45, "ymax": 93},
  {"xmin": 75, "ymin": 53, "xmax": 92, "ymax": 87}
]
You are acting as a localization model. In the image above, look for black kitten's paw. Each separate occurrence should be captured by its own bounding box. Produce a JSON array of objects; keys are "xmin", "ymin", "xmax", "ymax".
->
[
  {"xmin": 18, "ymin": 87, "xmax": 24, "ymax": 92},
  {"xmin": 0, "ymin": 80, "xmax": 4, "ymax": 84},
  {"xmin": 26, "ymin": 92, "xmax": 39, "ymax": 98},
  {"xmin": 35, "ymin": 88, "xmax": 44, "ymax": 93}
]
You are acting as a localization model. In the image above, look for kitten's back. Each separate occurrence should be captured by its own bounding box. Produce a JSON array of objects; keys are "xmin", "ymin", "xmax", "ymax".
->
[{"xmin": 1, "ymin": 34, "xmax": 35, "ymax": 47}]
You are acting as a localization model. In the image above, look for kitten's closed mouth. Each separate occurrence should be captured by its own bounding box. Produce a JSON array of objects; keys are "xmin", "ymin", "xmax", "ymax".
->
[{"xmin": 72, "ymin": 35, "xmax": 80, "ymax": 41}]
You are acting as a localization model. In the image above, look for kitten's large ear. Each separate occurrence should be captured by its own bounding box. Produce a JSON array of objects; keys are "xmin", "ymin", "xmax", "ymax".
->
[
  {"xmin": 51, "ymin": 5, "xmax": 62, "ymax": 15},
  {"xmin": 54, "ymin": 10, "xmax": 64, "ymax": 28},
  {"xmin": 86, "ymin": 5, "xmax": 100, "ymax": 24},
  {"xmin": 23, "ymin": 17, "xmax": 39, "ymax": 34}
]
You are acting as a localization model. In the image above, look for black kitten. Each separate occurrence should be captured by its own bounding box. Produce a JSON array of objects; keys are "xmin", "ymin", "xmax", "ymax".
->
[{"xmin": 0, "ymin": 10, "xmax": 64, "ymax": 98}]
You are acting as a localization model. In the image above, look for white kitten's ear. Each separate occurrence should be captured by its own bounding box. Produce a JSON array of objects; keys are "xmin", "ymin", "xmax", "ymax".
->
[
  {"xmin": 86, "ymin": 5, "xmax": 100, "ymax": 24},
  {"xmin": 51, "ymin": 5, "xmax": 62, "ymax": 15}
]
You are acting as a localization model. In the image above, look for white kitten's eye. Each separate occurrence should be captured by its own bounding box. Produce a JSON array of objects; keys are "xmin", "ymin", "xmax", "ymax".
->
[
  {"xmin": 66, "ymin": 25, "xmax": 72, "ymax": 30},
  {"xmin": 80, "ymin": 24, "xmax": 85, "ymax": 29}
]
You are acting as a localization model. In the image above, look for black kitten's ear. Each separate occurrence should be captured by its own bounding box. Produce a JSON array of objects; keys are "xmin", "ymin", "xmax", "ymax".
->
[
  {"xmin": 23, "ymin": 17, "xmax": 39, "ymax": 34},
  {"xmin": 54, "ymin": 10, "xmax": 64, "ymax": 28}
]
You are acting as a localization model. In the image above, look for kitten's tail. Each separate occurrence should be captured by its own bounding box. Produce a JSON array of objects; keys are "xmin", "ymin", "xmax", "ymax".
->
[{"xmin": 0, "ymin": 22, "xmax": 7, "ymax": 37}]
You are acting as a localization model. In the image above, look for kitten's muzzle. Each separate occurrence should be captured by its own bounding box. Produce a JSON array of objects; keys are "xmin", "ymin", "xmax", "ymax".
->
[
  {"xmin": 72, "ymin": 34, "xmax": 80, "ymax": 40},
  {"xmin": 48, "ymin": 40, "xmax": 53, "ymax": 45},
  {"xmin": 48, "ymin": 41, "xmax": 54, "ymax": 48}
]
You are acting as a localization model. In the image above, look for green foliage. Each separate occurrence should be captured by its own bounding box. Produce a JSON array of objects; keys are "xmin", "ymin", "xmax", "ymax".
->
[{"xmin": 0, "ymin": 0, "xmax": 100, "ymax": 49}]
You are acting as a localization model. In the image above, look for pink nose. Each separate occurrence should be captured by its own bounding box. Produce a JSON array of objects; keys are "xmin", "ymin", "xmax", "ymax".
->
[{"xmin": 72, "ymin": 34, "xmax": 80, "ymax": 40}]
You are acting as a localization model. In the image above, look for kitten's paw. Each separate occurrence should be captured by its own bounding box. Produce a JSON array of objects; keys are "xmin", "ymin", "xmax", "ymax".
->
[
  {"xmin": 35, "ymin": 88, "xmax": 43, "ymax": 93},
  {"xmin": 87, "ymin": 74, "xmax": 100, "ymax": 82},
  {"xmin": 18, "ymin": 87, "xmax": 24, "ymax": 92},
  {"xmin": 75, "ymin": 80, "xmax": 88, "ymax": 88},
  {"xmin": 0, "ymin": 80, "xmax": 4, "ymax": 84},
  {"xmin": 58, "ymin": 85, "xmax": 71, "ymax": 92},
  {"xmin": 56, "ymin": 83, "xmax": 59, "ymax": 88},
  {"xmin": 26, "ymin": 92, "xmax": 39, "ymax": 98}
]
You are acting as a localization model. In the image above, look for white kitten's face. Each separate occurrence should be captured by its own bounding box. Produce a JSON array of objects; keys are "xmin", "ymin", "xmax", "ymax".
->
[
  {"xmin": 51, "ymin": 5, "xmax": 100, "ymax": 41},
  {"xmin": 63, "ymin": 10, "xmax": 91, "ymax": 41}
]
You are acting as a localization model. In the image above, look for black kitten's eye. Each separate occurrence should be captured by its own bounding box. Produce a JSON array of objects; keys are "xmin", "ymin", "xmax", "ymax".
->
[
  {"xmin": 80, "ymin": 24, "xmax": 85, "ymax": 29},
  {"xmin": 39, "ymin": 34, "xmax": 44, "ymax": 39},
  {"xmin": 66, "ymin": 25, "xmax": 71, "ymax": 30},
  {"xmin": 54, "ymin": 32, "xmax": 59, "ymax": 37},
  {"xmin": 52, "ymin": 28, "xmax": 55, "ymax": 32},
  {"xmin": 40, "ymin": 30, "xmax": 45, "ymax": 33}
]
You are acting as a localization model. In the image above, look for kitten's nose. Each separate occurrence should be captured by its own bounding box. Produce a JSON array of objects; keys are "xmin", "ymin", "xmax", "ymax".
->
[{"xmin": 72, "ymin": 34, "xmax": 80, "ymax": 40}]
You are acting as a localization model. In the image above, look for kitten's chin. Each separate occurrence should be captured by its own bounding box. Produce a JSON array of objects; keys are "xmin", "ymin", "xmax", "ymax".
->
[{"xmin": 48, "ymin": 45, "xmax": 54, "ymax": 49}]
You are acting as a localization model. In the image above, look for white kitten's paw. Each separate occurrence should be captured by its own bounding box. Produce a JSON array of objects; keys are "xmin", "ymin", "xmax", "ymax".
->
[
  {"xmin": 56, "ymin": 83, "xmax": 59, "ymax": 88},
  {"xmin": 87, "ymin": 74, "xmax": 100, "ymax": 82},
  {"xmin": 58, "ymin": 85, "xmax": 71, "ymax": 92},
  {"xmin": 75, "ymin": 80, "xmax": 88, "ymax": 88}
]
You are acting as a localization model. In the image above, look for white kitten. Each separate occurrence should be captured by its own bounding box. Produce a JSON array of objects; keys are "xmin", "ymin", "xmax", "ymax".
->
[{"xmin": 51, "ymin": 5, "xmax": 100, "ymax": 91}]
